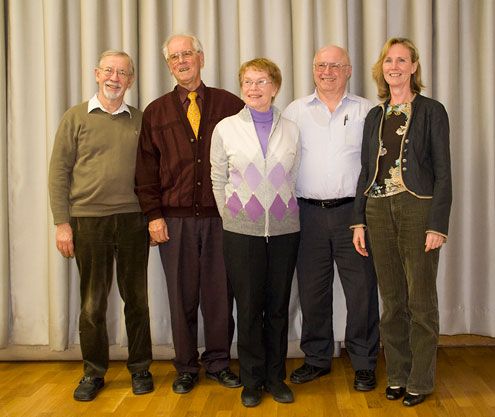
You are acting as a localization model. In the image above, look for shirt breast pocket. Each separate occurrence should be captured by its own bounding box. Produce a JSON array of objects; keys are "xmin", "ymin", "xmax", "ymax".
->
[{"xmin": 344, "ymin": 120, "xmax": 365, "ymax": 148}]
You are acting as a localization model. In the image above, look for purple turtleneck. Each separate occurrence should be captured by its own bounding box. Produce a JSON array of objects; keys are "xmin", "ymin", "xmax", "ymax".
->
[{"xmin": 249, "ymin": 106, "xmax": 273, "ymax": 158}]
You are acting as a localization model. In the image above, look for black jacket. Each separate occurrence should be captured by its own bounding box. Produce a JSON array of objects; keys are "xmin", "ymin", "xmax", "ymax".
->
[{"xmin": 352, "ymin": 94, "xmax": 452, "ymax": 236}]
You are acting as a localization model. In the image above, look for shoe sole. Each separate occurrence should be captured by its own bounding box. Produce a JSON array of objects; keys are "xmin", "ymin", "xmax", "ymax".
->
[
  {"xmin": 73, "ymin": 383, "xmax": 104, "ymax": 401},
  {"xmin": 353, "ymin": 384, "xmax": 376, "ymax": 392},
  {"xmin": 173, "ymin": 385, "xmax": 195, "ymax": 394},
  {"xmin": 205, "ymin": 373, "xmax": 242, "ymax": 388},
  {"xmin": 173, "ymin": 376, "xmax": 198, "ymax": 394},
  {"xmin": 133, "ymin": 386, "xmax": 154, "ymax": 395},
  {"xmin": 290, "ymin": 369, "xmax": 330, "ymax": 384},
  {"xmin": 242, "ymin": 400, "xmax": 261, "ymax": 407}
]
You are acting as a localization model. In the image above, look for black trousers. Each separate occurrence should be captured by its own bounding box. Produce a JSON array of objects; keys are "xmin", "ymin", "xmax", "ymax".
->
[
  {"xmin": 158, "ymin": 217, "xmax": 234, "ymax": 374},
  {"xmin": 223, "ymin": 230, "xmax": 300, "ymax": 388},
  {"xmin": 72, "ymin": 212, "xmax": 152, "ymax": 377},
  {"xmin": 297, "ymin": 200, "xmax": 380, "ymax": 370}
]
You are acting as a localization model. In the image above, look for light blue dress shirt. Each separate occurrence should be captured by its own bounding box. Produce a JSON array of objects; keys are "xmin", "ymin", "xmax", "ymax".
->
[{"xmin": 283, "ymin": 90, "xmax": 373, "ymax": 200}]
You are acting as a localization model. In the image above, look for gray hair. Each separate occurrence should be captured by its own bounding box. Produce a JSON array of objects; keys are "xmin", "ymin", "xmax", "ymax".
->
[
  {"xmin": 97, "ymin": 50, "xmax": 135, "ymax": 76},
  {"xmin": 162, "ymin": 33, "xmax": 203, "ymax": 60}
]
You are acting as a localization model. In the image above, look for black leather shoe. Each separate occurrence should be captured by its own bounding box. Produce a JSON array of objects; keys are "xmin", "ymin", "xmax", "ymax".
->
[
  {"xmin": 265, "ymin": 382, "xmax": 294, "ymax": 403},
  {"xmin": 241, "ymin": 386, "xmax": 262, "ymax": 407},
  {"xmin": 353, "ymin": 369, "xmax": 376, "ymax": 391},
  {"xmin": 73, "ymin": 376, "xmax": 104, "ymax": 401},
  {"xmin": 403, "ymin": 393, "xmax": 426, "ymax": 407},
  {"xmin": 290, "ymin": 363, "xmax": 330, "ymax": 384},
  {"xmin": 386, "ymin": 386, "xmax": 406, "ymax": 400},
  {"xmin": 172, "ymin": 372, "xmax": 199, "ymax": 394},
  {"xmin": 132, "ymin": 370, "xmax": 154, "ymax": 395},
  {"xmin": 206, "ymin": 367, "xmax": 241, "ymax": 388}
]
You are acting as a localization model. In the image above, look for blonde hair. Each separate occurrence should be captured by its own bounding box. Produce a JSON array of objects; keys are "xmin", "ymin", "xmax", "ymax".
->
[{"xmin": 372, "ymin": 37, "xmax": 425, "ymax": 100}]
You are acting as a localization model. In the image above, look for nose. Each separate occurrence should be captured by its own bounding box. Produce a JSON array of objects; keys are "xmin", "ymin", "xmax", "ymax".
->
[{"xmin": 110, "ymin": 69, "xmax": 120, "ymax": 81}]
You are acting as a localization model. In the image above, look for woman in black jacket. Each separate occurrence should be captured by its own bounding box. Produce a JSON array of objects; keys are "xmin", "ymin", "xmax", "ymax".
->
[{"xmin": 351, "ymin": 37, "xmax": 452, "ymax": 407}]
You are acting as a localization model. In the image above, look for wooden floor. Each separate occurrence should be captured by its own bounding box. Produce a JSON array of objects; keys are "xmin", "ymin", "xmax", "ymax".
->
[{"xmin": 1, "ymin": 347, "xmax": 495, "ymax": 417}]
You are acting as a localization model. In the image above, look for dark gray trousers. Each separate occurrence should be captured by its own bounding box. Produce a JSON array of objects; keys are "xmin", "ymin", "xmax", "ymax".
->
[{"xmin": 296, "ymin": 199, "xmax": 380, "ymax": 370}]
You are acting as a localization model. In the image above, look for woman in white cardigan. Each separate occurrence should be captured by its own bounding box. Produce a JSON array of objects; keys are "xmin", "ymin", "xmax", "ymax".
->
[{"xmin": 210, "ymin": 58, "xmax": 301, "ymax": 408}]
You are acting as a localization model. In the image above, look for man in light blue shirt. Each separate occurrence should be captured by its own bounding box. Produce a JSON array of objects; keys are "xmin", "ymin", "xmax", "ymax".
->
[{"xmin": 283, "ymin": 45, "xmax": 380, "ymax": 391}]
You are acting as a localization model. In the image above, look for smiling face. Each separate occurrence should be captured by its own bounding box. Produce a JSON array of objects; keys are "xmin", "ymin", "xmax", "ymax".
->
[
  {"xmin": 241, "ymin": 68, "xmax": 278, "ymax": 112},
  {"xmin": 166, "ymin": 36, "xmax": 204, "ymax": 90},
  {"xmin": 313, "ymin": 46, "xmax": 351, "ymax": 96},
  {"xmin": 95, "ymin": 55, "xmax": 133, "ymax": 103},
  {"xmin": 382, "ymin": 43, "xmax": 418, "ymax": 92}
]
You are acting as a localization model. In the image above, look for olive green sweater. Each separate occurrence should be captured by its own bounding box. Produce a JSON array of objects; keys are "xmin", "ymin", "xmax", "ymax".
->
[{"xmin": 49, "ymin": 101, "xmax": 143, "ymax": 224}]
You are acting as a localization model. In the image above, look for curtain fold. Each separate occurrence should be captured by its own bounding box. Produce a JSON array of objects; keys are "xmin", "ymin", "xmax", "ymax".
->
[
  {"xmin": 1, "ymin": 0, "xmax": 494, "ymax": 358},
  {"xmin": 0, "ymin": 0, "xmax": 9, "ymax": 349}
]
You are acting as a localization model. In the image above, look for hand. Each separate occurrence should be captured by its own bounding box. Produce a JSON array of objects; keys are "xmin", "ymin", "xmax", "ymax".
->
[
  {"xmin": 55, "ymin": 223, "xmax": 74, "ymax": 258},
  {"xmin": 148, "ymin": 218, "xmax": 169, "ymax": 244},
  {"xmin": 425, "ymin": 232, "xmax": 445, "ymax": 252},
  {"xmin": 352, "ymin": 227, "xmax": 369, "ymax": 257}
]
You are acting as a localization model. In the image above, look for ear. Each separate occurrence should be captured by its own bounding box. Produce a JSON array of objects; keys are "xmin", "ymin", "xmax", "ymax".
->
[
  {"xmin": 412, "ymin": 61, "xmax": 418, "ymax": 74},
  {"xmin": 127, "ymin": 75, "xmax": 135, "ymax": 89},
  {"xmin": 199, "ymin": 51, "xmax": 205, "ymax": 69}
]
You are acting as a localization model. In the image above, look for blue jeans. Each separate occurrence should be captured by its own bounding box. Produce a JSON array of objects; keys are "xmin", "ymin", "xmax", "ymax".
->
[
  {"xmin": 366, "ymin": 192, "xmax": 440, "ymax": 394},
  {"xmin": 71, "ymin": 212, "xmax": 152, "ymax": 377}
]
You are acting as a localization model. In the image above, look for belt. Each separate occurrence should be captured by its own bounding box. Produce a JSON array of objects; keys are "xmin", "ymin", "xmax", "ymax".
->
[{"xmin": 298, "ymin": 197, "xmax": 355, "ymax": 209}]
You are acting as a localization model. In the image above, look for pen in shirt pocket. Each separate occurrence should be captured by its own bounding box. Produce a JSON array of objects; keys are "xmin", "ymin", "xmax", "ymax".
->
[{"xmin": 344, "ymin": 114, "xmax": 349, "ymax": 125}]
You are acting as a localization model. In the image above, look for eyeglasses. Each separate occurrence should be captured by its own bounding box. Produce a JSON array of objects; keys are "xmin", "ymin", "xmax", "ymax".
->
[
  {"xmin": 314, "ymin": 62, "xmax": 350, "ymax": 72},
  {"xmin": 242, "ymin": 79, "xmax": 273, "ymax": 87},
  {"xmin": 168, "ymin": 50, "xmax": 197, "ymax": 64},
  {"xmin": 99, "ymin": 67, "xmax": 131, "ymax": 79}
]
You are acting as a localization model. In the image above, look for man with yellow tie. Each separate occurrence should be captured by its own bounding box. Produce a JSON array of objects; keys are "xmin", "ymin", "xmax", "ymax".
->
[{"xmin": 135, "ymin": 33, "xmax": 244, "ymax": 394}]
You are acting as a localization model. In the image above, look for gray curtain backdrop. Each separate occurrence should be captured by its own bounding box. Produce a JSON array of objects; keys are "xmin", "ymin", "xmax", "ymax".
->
[{"xmin": 1, "ymin": 0, "xmax": 494, "ymax": 359}]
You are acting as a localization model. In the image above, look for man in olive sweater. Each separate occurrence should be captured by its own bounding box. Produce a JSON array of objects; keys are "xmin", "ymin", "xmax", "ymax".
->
[
  {"xmin": 135, "ymin": 34, "xmax": 244, "ymax": 394},
  {"xmin": 48, "ymin": 50, "xmax": 153, "ymax": 401}
]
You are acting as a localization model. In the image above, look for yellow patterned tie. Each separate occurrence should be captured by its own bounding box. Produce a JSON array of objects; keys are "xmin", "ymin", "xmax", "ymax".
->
[{"xmin": 187, "ymin": 91, "xmax": 201, "ymax": 139}]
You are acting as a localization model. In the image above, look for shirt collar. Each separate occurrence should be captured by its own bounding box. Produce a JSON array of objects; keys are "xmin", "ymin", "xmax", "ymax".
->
[
  {"xmin": 305, "ymin": 89, "xmax": 361, "ymax": 109},
  {"xmin": 88, "ymin": 94, "xmax": 131, "ymax": 116},
  {"xmin": 177, "ymin": 82, "xmax": 205, "ymax": 104}
]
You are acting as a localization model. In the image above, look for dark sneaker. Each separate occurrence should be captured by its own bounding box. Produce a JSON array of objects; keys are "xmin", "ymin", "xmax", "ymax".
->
[
  {"xmin": 290, "ymin": 363, "xmax": 330, "ymax": 384},
  {"xmin": 265, "ymin": 381, "xmax": 294, "ymax": 403},
  {"xmin": 353, "ymin": 369, "xmax": 376, "ymax": 391},
  {"xmin": 172, "ymin": 372, "xmax": 199, "ymax": 394},
  {"xmin": 241, "ymin": 386, "xmax": 262, "ymax": 407},
  {"xmin": 73, "ymin": 376, "xmax": 104, "ymax": 401},
  {"xmin": 132, "ymin": 370, "xmax": 154, "ymax": 395},
  {"xmin": 206, "ymin": 367, "xmax": 241, "ymax": 388}
]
